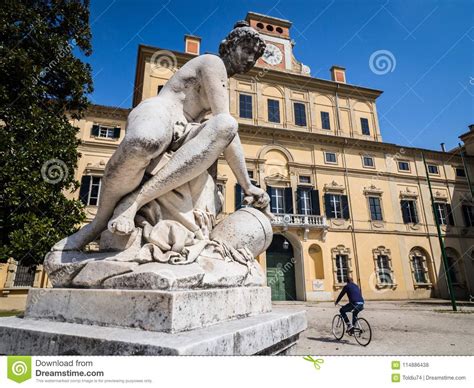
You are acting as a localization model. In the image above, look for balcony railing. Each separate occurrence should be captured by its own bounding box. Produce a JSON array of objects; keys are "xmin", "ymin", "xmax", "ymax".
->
[{"xmin": 271, "ymin": 213, "xmax": 328, "ymax": 228}]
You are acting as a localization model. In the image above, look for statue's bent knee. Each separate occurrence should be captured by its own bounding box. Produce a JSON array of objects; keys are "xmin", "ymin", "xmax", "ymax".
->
[{"xmin": 212, "ymin": 113, "xmax": 238, "ymax": 142}]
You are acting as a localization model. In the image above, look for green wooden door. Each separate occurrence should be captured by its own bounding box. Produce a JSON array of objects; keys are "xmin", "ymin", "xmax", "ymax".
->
[
  {"xmin": 267, "ymin": 267, "xmax": 286, "ymax": 301},
  {"xmin": 266, "ymin": 235, "xmax": 297, "ymax": 301}
]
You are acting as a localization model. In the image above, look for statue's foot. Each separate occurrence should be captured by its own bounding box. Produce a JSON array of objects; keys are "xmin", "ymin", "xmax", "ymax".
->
[
  {"xmin": 52, "ymin": 224, "xmax": 96, "ymax": 251},
  {"xmin": 108, "ymin": 200, "xmax": 138, "ymax": 235}
]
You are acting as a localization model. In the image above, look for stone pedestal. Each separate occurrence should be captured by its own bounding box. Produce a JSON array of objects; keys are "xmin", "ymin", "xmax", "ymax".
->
[{"xmin": 0, "ymin": 287, "xmax": 307, "ymax": 355}]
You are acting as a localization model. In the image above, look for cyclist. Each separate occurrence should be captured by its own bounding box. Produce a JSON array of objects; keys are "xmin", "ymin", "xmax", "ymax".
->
[{"xmin": 334, "ymin": 276, "xmax": 364, "ymax": 334}]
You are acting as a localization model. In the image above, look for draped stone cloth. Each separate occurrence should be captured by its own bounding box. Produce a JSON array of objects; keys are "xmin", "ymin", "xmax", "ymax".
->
[{"xmin": 130, "ymin": 120, "xmax": 254, "ymax": 266}]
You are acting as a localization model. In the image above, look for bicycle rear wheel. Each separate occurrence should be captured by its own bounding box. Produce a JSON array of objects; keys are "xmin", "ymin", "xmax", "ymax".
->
[
  {"xmin": 332, "ymin": 314, "xmax": 345, "ymax": 340},
  {"xmin": 354, "ymin": 318, "xmax": 372, "ymax": 346}
]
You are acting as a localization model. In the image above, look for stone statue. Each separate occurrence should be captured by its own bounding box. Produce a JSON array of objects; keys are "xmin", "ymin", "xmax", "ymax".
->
[
  {"xmin": 0, "ymin": 21, "xmax": 306, "ymax": 356},
  {"xmin": 45, "ymin": 21, "xmax": 274, "ymax": 290}
]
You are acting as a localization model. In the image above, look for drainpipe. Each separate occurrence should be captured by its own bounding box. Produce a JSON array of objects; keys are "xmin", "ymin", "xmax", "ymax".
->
[
  {"xmin": 335, "ymin": 84, "xmax": 342, "ymax": 136},
  {"xmin": 341, "ymin": 139, "xmax": 362, "ymax": 288}
]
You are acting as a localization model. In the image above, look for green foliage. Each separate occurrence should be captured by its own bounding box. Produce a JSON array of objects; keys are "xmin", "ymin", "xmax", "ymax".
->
[{"xmin": 0, "ymin": 0, "xmax": 93, "ymax": 266}]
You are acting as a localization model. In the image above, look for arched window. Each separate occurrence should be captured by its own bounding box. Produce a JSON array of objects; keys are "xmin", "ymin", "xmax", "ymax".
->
[
  {"xmin": 331, "ymin": 245, "xmax": 352, "ymax": 286},
  {"xmin": 373, "ymin": 246, "xmax": 395, "ymax": 287},
  {"xmin": 445, "ymin": 248, "xmax": 464, "ymax": 285},
  {"xmin": 409, "ymin": 248, "xmax": 432, "ymax": 286}
]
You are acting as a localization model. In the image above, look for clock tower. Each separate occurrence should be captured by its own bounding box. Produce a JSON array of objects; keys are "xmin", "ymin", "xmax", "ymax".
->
[{"xmin": 245, "ymin": 12, "xmax": 310, "ymax": 75}]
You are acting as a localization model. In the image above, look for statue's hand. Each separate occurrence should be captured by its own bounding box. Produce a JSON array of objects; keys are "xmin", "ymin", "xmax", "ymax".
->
[{"xmin": 243, "ymin": 185, "xmax": 274, "ymax": 220}]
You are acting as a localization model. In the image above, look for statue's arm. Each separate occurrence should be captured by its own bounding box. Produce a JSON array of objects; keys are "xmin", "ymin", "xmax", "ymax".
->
[
  {"xmin": 223, "ymin": 134, "xmax": 252, "ymax": 192},
  {"xmin": 200, "ymin": 56, "xmax": 269, "ymax": 212},
  {"xmin": 200, "ymin": 56, "xmax": 252, "ymax": 191}
]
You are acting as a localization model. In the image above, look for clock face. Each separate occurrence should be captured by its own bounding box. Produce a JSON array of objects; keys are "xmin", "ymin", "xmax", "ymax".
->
[{"xmin": 262, "ymin": 43, "xmax": 283, "ymax": 66}]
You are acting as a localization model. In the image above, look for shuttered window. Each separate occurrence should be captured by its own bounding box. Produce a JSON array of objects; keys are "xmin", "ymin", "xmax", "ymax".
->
[
  {"xmin": 91, "ymin": 124, "xmax": 121, "ymax": 139},
  {"xmin": 360, "ymin": 118, "xmax": 370, "ymax": 135},
  {"xmin": 325, "ymin": 194, "xmax": 349, "ymax": 219},
  {"xmin": 433, "ymin": 202, "xmax": 454, "ymax": 226},
  {"xmin": 239, "ymin": 94, "xmax": 253, "ymax": 119},
  {"xmin": 369, "ymin": 196, "xmax": 383, "ymax": 221},
  {"xmin": 462, "ymin": 205, "xmax": 474, "ymax": 227},
  {"xmin": 401, "ymin": 200, "xmax": 419, "ymax": 224},
  {"xmin": 294, "ymin": 102, "xmax": 307, "ymax": 126},
  {"xmin": 79, "ymin": 176, "xmax": 102, "ymax": 206},
  {"xmin": 267, "ymin": 99, "xmax": 280, "ymax": 123},
  {"xmin": 321, "ymin": 111, "xmax": 330, "ymax": 130}
]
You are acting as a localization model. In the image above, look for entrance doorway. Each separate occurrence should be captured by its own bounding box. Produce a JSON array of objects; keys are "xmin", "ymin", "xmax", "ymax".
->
[{"xmin": 266, "ymin": 235, "xmax": 297, "ymax": 301}]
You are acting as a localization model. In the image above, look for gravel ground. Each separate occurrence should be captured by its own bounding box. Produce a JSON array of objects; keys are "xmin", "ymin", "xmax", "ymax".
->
[{"xmin": 273, "ymin": 300, "xmax": 474, "ymax": 356}]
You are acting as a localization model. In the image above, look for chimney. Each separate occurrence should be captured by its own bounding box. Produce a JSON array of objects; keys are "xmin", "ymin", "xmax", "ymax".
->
[
  {"xmin": 440, "ymin": 143, "xmax": 446, "ymax": 152},
  {"xmin": 330, "ymin": 65, "xmax": 346, "ymax": 83},
  {"xmin": 184, "ymin": 34, "xmax": 201, "ymax": 55},
  {"xmin": 469, "ymin": 124, "xmax": 474, "ymax": 132}
]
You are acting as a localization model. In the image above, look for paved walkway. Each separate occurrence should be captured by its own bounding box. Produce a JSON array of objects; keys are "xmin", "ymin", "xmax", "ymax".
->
[{"xmin": 274, "ymin": 300, "xmax": 474, "ymax": 355}]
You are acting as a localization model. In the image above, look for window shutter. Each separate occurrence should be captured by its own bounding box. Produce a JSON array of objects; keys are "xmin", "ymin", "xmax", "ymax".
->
[
  {"xmin": 311, "ymin": 189, "xmax": 320, "ymax": 215},
  {"xmin": 79, "ymin": 175, "xmax": 91, "ymax": 205},
  {"xmin": 284, "ymin": 187, "xmax": 293, "ymax": 214},
  {"xmin": 413, "ymin": 201, "xmax": 419, "ymax": 224},
  {"xmin": 267, "ymin": 186, "xmax": 276, "ymax": 213},
  {"xmin": 433, "ymin": 203, "xmax": 440, "ymax": 225},
  {"xmin": 296, "ymin": 187, "xmax": 303, "ymax": 214},
  {"xmin": 446, "ymin": 204, "xmax": 455, "ymax": 226},
  {"xmin": 401, "ymin": 200, "xmax": 409, "ymax": 223},
  {"xmin": 113, "ymin": 127, "xmax": 121, "ymax": 139},
  {"xmin": 324, "ymin": 194, "xmax": 332, "ymax": 218},
  {"xmin": 341, "ymin": 195, "xmax": 350, "ymax": 219},
  {"xmin": 91, "ymin": 124, "xmax": 99, "ymax": 137},
  {"xmin": 234, "ymin": 183, "xmax": 242, "ymax": 210},
  {"xmin": 462, "ymin": 205, "xmax": 470, "ymax": 227}
]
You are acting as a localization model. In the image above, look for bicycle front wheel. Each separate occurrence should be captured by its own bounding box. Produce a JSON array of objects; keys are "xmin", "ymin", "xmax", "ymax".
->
[
  {"xmin": 354, "ymin": 318, "xmax": 372, "ymax": 346},
  {"xmin": 332, "ymin": 315, "xmax": 345, "ymax": 340}
]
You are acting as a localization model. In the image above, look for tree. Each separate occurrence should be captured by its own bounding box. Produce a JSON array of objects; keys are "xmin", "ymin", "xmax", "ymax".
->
[{"xmin": 0, "ymin": 0, "xmax": 93, "ymax": 266}]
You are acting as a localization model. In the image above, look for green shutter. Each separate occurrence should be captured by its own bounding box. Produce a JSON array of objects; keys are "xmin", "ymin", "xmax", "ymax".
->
[
  {"xmin": 113, "ymin": 127, "xmax": 121, "ymax": 139},
  {"xmin": 284, "ymin": 187, "xmax": 293, "ymax": 213},
  {"xmin": 296, "ymin": 187, "xmax": 303, "ymax": 214},
  {"xmin": 79, "ymin": 175, "xmax": 91, "ymax": 205},
  {"xmin": 324, "ymin": 194, "xmax": 332, "ymax": 218},
  {"xmin": 91, "ymin": 124, "xmax": 99, "ymax": 137},
  {"xmin": 234, "ymin": 184, "xmax": 242, "ymax": 210},
  {"xmin": 446, "ymin": 204, "xmax": 455, "ymax": 226},
  {"xmin": 401, "ymin": 200, "xmax": 410, "ymax": 223},
  {"xmin": 341, "ymin": 195, "xmax": 350, "ymax": 219},
  {"xmin": 311, "ymin": 189, "xmax": 320, "ymax": 215}
]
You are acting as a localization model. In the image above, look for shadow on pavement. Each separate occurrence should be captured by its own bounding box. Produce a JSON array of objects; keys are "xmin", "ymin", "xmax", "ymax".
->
[{"xmin": 307, "ymin": 336, "xmax": 358, "ymax": 346}]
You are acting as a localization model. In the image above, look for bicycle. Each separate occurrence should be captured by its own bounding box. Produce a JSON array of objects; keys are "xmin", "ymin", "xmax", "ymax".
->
[{"xmin": 332, "ymin": 304, "xmax": 372, "ymax": 346}]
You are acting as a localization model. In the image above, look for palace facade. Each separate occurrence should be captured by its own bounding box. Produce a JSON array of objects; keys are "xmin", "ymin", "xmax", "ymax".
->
[{"xmin": 2, "ymin": 12, "xmax": 473, "ymax": 308}]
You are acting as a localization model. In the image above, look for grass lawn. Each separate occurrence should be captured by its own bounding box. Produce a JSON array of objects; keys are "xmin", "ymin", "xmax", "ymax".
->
[{"xmin": 0, "ymin": 310, "xmax": 23, "ymax": 317}]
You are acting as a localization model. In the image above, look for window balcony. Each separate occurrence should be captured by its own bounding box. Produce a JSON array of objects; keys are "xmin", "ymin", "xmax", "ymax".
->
[
  {"xmin": 271, "ymin": 213, "xmax": 327, "ymax": 227},
  {"xmin": 271, "ymin": 213, "xmax": 328, "ymax": 241}
]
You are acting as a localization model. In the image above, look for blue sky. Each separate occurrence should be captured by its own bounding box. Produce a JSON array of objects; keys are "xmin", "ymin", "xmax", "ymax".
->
[{"xmin": 85, "ymin": 0, "xmax": 473, "ymax": 151}]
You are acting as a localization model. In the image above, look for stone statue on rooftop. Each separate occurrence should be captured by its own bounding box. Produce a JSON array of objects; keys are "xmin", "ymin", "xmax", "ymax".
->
[{"xmin": 45, "ymin": 21, "xmax": 274, "ymax": 290}]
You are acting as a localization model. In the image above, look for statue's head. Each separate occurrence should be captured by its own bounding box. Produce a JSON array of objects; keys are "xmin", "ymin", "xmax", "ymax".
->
[{"xmin": 219, "ymin": 21, "xmax": 266, "ymax": 76}]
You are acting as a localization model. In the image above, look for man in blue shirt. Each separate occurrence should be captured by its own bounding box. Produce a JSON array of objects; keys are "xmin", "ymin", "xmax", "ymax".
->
[{"xmin": 335, "ymin": 276, "xmax": 364, "ymax": 334}]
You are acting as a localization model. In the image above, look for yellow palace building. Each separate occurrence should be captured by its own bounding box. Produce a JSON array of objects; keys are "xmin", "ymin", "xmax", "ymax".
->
[{"xmin": 2, "ymin": 12, "xmax": 474, "ymax": 307}]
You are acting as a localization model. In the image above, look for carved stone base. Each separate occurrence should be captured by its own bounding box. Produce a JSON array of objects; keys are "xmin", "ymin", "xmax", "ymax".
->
[
  {"xmin": 23, "ymin": 287, "xmax": 272, "ymax": 333},
  {"xmin": 0, "ymin": 310, "xmax": 306, "ymax": 355}
]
